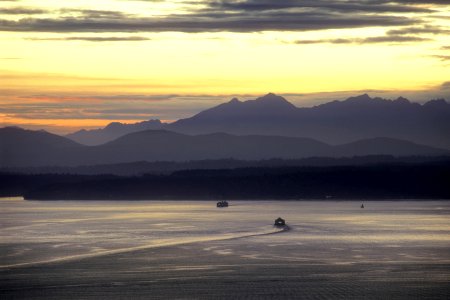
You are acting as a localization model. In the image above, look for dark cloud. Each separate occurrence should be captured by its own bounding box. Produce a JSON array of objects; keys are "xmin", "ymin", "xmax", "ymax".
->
[
  {"xmin": 363, "ymin": 35, "xmax": 431, "ymax": 43},
  {"xmin": 432, "ymin": 55, "xmax": 450, "ymax": 61},
  {"xmin": 441, "ymin": 46, "xmax": 450, "ymax": 50},
  {"xmin": 0, "ymin": 0, "xmax": 436, "ymax": 33},
  {"xmin": 16, "ymin": 93, "xmax": 219, "ymax": 103},
  {"xmin": 0, "ymin": 7, "xmax": 47, "ymax": 14},
  {"xmin": 0, "ymin": 101, "xmax": 154, "ymax": 120},
  {"xmin": 58, "ymin": 9, "xmax": 130, "ymax": 18},
  {"xmin": 3, "ymin": 82, "xmax": 450, "ymax": 127},
  {"xmin": 0, "ymin": 13, "xmax": 417, "ymax": 33},
  {"xmin": 391, "ymin": 0, "xmax": 450, "ymax": 4},
  {"xmin": 293, "ymin": 14, "xmax": 445, "ymax": 45},
  {"xmin": 83, "ymin": 108, "xmax": 167, "ymax": 115},
  {"xmin": 295, "ymin": 38, "xmax": 353, "ymax": 44},
  {"xmin": 441, "ymin": 82, "xmax": 450, "ymax": 90},
  {"xmin": 80, "ymin": 94, "xmax": 179, "ymax": 101},
  {"xmin": 0, "ymin": 93, "xmax": 215, "ymax": 122},
  {"xmin": 3, "ymin": 112, "xmax": 152, "ymax": 121},
  {"xmin": 431, "ymin": 15, "xmax": 450, "ymax": 20},
  {"xmin": 387, "ymin": 25, "xmax": 450, "ymax": 35},
  {"xmin": 295, "ymin": 35, "xmax": 430, "ymax": 44},
  {"xmin": 28, "ymin": 36, "xmax": 150, "ymax": 42},
  {"xmin": 206, "ymin": 0, "xmax": 434, "ymax": 13}
]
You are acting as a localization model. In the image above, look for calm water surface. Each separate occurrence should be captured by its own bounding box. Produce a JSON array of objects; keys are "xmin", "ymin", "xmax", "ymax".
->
[
  {"xmin": 1, "ymin": 199, "xmax": 450, "ymax": 267},
  {"xmin": 1, "ymin": 199, "xmax": 449, "ymax": 299}
]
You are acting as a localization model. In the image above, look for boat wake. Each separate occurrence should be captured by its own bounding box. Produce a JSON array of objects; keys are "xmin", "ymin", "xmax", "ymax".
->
[{"xmin": 1, "ymin": 225, "xmax": 289, "ymax": 269}]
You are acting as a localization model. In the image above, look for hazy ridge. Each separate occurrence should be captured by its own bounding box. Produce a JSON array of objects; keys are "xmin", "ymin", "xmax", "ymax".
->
[
  {"xmin": 1, "ymin": 127, "xmax": 448, "ymax": 168},
  {"xmin": 64, "ymin": 93, "xmax": 450, "ymax": 148}
]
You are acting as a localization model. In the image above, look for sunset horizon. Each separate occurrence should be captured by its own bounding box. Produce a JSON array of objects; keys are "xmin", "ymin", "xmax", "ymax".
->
[
  {"xmin": 1, "ymin": 0, "xmax": 449, "ymax": 133},
  {"xmin": 1, "ymin": 1, "xmax": 450, "ymax": 299}
]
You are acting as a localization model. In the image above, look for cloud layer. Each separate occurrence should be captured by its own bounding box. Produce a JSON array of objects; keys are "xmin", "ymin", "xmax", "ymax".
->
[
  {"xmin": 1, "ymin": 0, "xmax": 449, "ymax": 134},
  {"xmin": 1, "ymin": 0, "xmax": 445, "ymax": 33}
]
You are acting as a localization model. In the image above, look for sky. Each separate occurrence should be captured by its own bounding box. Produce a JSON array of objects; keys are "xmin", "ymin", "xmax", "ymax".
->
[{"xmin": 0, "ymin": 0, "xmax": 449, "ymax": 134}]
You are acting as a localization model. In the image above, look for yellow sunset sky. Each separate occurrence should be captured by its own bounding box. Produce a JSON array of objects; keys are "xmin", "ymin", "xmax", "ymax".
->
[{"xmin": 0, "ymin": 0, "xmax": 449, "ymax": 133}]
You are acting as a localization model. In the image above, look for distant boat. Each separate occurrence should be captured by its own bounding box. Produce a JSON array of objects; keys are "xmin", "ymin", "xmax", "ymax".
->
[
  {"xmin": 274, "ymin": 217, "xmax": 286, "ymax": 226},
  {"xmin": 361, "ymin": 204, "xmax": 364, "ymax": 208},
  {"xmin": 217, "ymin": 201, "xmax": 229, "ymax": 208}
]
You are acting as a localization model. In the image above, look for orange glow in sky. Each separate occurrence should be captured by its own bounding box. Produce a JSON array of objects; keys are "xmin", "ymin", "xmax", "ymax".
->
[{"xmin": 1, "ymin": 0, "xmax": 449, "ymax": 133}]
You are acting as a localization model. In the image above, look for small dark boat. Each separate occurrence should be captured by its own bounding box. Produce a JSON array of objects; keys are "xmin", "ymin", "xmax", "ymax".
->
[
  {"xmin": 274, "ymin": 217, "xmax": 286, "ymax": 226},
  {"xmin": 361, "ymin": 204, "xmax": 364, "ymax": 208},
  {"xmin": 216, "ymin": 201, "xmax": 229, "ymax": 208}
]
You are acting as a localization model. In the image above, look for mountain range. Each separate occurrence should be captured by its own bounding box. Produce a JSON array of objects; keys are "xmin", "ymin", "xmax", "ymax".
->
[
  {"xmin": 65, "ymin": 93, "xmax": 450, "ymax": 149},
  {"xmin": 1, "ymin": 127, "xmax": 448, "ymax": 168},
  {"xmin": 66, "ymin": 119, "xmax": 164, "ymax": 145},
  {"xmin": 5, "ymin": 156, "xmax": 450, "ymax": 177}
]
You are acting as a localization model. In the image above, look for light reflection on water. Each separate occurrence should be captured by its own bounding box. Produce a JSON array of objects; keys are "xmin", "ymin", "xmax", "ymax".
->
[{"xmin": 0, "ymin": 199, "xmax": 449, "ymax": 268}]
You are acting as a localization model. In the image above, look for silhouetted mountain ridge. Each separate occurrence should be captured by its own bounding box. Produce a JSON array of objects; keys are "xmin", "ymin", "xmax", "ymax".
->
[
  {"xmin": 1, "ymin": 127, "xmax": 80, "ymax": 148},
  {"xmin": 66, "ymin": 119, "xmax": 164, "ymax": 145},
  {"xmin": 0, "ymin": 127, "xmax": 82, "ymax": 167},
  {"xmin": 1, "ymin": 127, "xmax": 448, "ymax": 168},
  {"xmin": 3, "ymin": 163, "xmax": 449, "ymax": 200},
  {"xmin": 166, "ymin": 93, "xmax": 450, "ymax": 148},
  {"xmin": 63, "ymin": 93, "xmax": 450, "ymax": 148},
  {"xmin": 4, "ymin": 156, "xmax": 450, "ymax": 176}
]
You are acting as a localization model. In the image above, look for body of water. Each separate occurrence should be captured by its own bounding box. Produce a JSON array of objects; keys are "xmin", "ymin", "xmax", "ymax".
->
[{"xmin": 1, "ymin": 199, "xmax": 449, "ymax": 299}]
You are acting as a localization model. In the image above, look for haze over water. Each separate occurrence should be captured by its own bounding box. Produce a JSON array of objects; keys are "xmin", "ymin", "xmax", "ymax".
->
[{"xmin": 1, "ymin": 199, "xmax": 450, "ymax": 299}]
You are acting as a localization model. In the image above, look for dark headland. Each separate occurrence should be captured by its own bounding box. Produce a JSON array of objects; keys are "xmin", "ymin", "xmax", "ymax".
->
[
  {"xmin": 1, "ymin": 93, "xmax": 450, "ymax": 200},
  {"xmin": 1, "ymin": 159, "xmax": 449, "ymax": 200}
]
